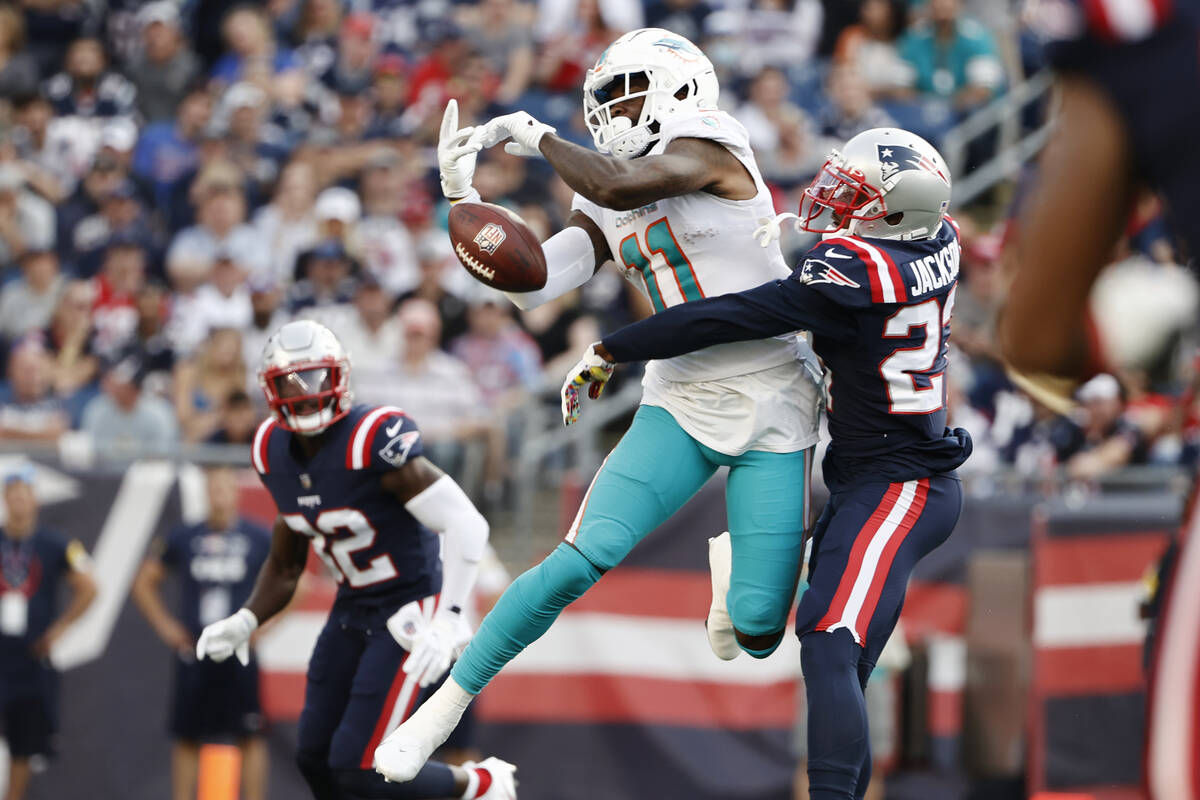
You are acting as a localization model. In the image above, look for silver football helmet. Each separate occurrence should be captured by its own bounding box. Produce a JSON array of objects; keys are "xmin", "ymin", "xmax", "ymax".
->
[
  {"xmin": 799, "ymin": 127, "xmax": 952, "ymax": 240},
  {"xmin": 583, "ymin": 28, "xmax": 719, "ymax": 159},
  {"xmin": 258, "ymin": 320, "xmax": 352, "ymax": 435}
]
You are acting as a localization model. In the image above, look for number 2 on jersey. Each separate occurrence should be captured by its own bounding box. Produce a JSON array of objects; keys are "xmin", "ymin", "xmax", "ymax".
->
[
  {"xmin": 282, "ymin": 510, "xmax": 398, "ymax": 587},
  {"xmin": 619, "ymin": 217, "xmax": 704, "ymax": 311},
  {"xmin": 880, "ymin": 288, "xmax": 956, "ymax": 414}
]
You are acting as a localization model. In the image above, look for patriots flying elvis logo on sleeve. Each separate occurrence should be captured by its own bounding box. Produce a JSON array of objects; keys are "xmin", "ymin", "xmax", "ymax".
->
[{"xmin": 878, "ymin": 144, "xmax": 949, "ymax": 185}]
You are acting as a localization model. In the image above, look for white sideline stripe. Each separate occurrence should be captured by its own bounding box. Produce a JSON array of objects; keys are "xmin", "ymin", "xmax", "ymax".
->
[
  {"xmin": 1033, "ymin": 582, "xmax": 1147, "ymax": 647},
  {"xmin": 260, "ymin": 611, "xmax": 804, "ymax": 684},
  {"xmin": 1149, "ymin": 506, "xmax": 1200, "ymax": 799},
  {"xmin": 53, "ymin": 461, "xmax": 176, "ymax": 670},
  {"xmin": 177, "ymin": 462, "xmax": 208, "ymax": 525},
  {"xmin": 1101, "ymin": 0, "xmax": 1155, "ymax": 40},
  {"xmin": 256, "ymin": 611, "xmax": 326, "ymax": 670},
  {"xmin": 826, "ymin": 481, "xmax": 917, "ymax": 643},
  {"xmin": 926, "ymin": 635, "xmax": 966, "ymax": 692}
]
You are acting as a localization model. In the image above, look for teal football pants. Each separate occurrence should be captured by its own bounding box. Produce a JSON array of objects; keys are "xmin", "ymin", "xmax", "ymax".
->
[{"xmin": 452, "ymin": 404, "xmax": 811, "ymax": 694}]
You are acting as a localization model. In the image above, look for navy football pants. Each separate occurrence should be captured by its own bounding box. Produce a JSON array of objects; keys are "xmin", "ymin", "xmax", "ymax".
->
[
  {"xmin": 795, "ymin": 475, "xmax": 963, "ymax": 800},
  {"xmin": 296, "ymin": 602, "xmax": 457, "ymax": 799}
]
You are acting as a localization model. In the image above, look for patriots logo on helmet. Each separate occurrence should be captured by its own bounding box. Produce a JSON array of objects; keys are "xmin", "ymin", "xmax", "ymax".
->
[{"xmin": 877, "ymin": 144, "xmax": 949, "ymax": 186}]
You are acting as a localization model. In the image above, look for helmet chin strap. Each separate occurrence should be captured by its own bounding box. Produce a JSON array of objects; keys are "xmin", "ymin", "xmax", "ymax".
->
[{"xmin": 606, "ymin": 115, "xmax": 652, "ymax": 160}]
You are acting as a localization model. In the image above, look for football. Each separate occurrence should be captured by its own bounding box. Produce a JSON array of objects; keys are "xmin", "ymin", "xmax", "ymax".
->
[{"xmin": 447, "ymin": 202, "xmax": 548, "ymax": 292}]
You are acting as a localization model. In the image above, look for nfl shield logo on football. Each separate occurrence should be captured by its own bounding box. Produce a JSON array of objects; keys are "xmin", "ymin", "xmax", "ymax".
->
[
  {"xmin": 474, "ymin": 222, "xmax": 507, "ymax": 255},
  {"xmin": 299, "ymin": 473, "xmax": 312, "ymax": 489}
]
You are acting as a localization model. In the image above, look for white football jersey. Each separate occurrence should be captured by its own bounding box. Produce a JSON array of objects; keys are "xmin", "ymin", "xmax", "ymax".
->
[
  {"xmin": 572, "ymin": 109, "xmax": 821, "ymax": 455},
  {"xmin": 572, "ymin": 109, "xmax": 805, "ymax": 385}
]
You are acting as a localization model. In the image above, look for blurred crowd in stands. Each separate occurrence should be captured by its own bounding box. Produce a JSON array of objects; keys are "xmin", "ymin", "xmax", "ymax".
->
[{"xmin": 0, "ymin": 0, "xmax": 1192, "ymax": 493}]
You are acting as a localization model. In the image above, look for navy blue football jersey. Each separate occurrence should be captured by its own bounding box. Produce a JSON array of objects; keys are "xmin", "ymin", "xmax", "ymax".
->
[
  {"xmin": 251, "ymin": 404, "xmax": 441, "ymax": 604},
  {"xmin": 602, "ymin": 219, "xmax": 972, "ymax": 490},
  {"xmin": 0, "ymin": 529, "xmax": 86, "ymax": 675},
  {"xmin": 159, "ymin": 520, "xmax": 272, "ymax": 635}
]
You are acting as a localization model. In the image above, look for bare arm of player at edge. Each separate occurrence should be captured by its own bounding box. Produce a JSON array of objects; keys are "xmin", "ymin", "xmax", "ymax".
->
[{"xmin": 241, "ymin": 457, "xmax": 461, "ymax": 624}]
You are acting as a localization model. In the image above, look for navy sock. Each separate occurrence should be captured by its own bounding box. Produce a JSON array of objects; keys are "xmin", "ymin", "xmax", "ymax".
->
[{"xmin": 801, "ymin": 628, "xmax": 868, "ymax": 800}]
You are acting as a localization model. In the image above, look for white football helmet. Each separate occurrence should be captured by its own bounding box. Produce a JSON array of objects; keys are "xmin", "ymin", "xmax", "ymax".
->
[
  {"xmin": 258, "ymin": 320, "xmax": 353, "ymax": 435},
  {"xmin": 799, "ymin": 127, "xmax": 951, "ymax": 241},
  {"xmin": 583, "ymin": 28, "xmax": 719, "ymax": 160}
]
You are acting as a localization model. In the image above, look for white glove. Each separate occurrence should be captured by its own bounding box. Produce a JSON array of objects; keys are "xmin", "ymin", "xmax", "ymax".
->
[
  {"xmin": 438, "ymin": 99, "xmax": 479, "ymax": 201},
  {"xmin": 561, "ymin": 343, "xmax": 616, "ymax": 426},
  {"xmin": 195, "ymin": 608, "xmax": 258, "ymax": 666},
  {"xmin": 469, "ymin": 111, "xmax": 556, "ymax": 158},
  {"xmin": 400, "ymin": 608, "xmax": 472, "ymax": 688},
  {"xmin": 753, "ymin": 213, "xmax": 802, "ymax": 248}
]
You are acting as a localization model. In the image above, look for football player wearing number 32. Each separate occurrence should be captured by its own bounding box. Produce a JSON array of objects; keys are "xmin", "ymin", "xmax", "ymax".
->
[
  {"xmin": 374, "ymin": 27, "xmax": 824, "ymax": 783},
  {"xmin": 195, "ymin": 319, "xmax": 516, "ymax": 800},
  {"xmin": 568, "ymin": 128, "xmax": 973, "ymax": 800}
]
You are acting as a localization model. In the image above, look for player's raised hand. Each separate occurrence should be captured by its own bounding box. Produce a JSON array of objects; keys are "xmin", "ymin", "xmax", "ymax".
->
[
  {"xmin": 561, "ymin": 343, "xmax": 616, "ymax": 426},
  {"xmin": 438, "ymin": 99, "xmax": 480, "ymax": 201},
  {"xmin": 401, "ymin": 607, "xmax": 472, "ymax": 687},
  {"xmin": 195, "ymin": 608, "xmax": 258, "ymax": 666},
  {"xmin": 753, "ymin": 213, "xmax": 802, "ymax": 248},
  {"xmin": 468, "ymin": 111, "xmax": 556, "ymax": 158}
]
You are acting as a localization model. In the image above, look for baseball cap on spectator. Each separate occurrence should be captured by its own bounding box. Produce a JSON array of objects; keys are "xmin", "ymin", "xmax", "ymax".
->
[
  {"xmin": 342, "ymin": 12, "xmax": 373, "ymax": 39},
  {"xmin": 374, "ymin": 53, "xmax": 408, "ymax": 77},
  {"xmin": 224, "ymin": 82, "xmax": 266, "ymax": 112},
  {"xmin": 138, "ymin": 1, "xmax": 180, "ymax": 28},
  {"xmin": 248, "ymin": 272, "xmax": 279, "ymax": 294},
  {"xmin": 364, "ymin": 149, "xmax": 400, "ymax": 171},
  {"xmin": 0, "ymin": 164, "xmax": 24, "ymax": 193},
  {"xmin": 100, "ymin": 118, "xmax": 138, "ymax": 153},
  {"xmin": 315, "ymin": 187, "xmax": 361, "ymax": 225},
  {"xmin": 1077, "ymin": 373, "xmax": 1122, "ymax": 403},
  {"xmin": 105, "ymin": 229, "xmax": 146, "ymax": 253},
  {"xmin": 107, "ymin": 353, "xmax": 148, "ymax": 388},
  {"xmin": 5, "ymin": 461, "xmax": 35, "ymax": 487},
  {"xmin": 309, "ymin": 238, "xmax": 348, "ymax": 262}
]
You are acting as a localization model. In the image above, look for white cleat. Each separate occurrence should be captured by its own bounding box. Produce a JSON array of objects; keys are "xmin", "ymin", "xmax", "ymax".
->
[
  {"xmin": 374, "ymin": 678, "xmax": 473, "ymax": 782},
  {"xmin": 464, "ymin": 756, "xmax": 518, "ymax": 799},
  {"xmin": 706, "ymin": 531, "xmax": 741, "ymax": 661}
]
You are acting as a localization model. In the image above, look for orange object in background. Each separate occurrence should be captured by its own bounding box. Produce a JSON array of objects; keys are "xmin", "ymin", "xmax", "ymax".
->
[{"xmin": 197, "ymin": 744, "xmax": 242, "ymax": 800}]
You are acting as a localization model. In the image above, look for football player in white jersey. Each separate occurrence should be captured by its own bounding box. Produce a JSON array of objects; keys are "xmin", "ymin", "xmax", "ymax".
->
[{"xmin": 374, "ymin": 28, "xmax": 822, "ymax": 781}]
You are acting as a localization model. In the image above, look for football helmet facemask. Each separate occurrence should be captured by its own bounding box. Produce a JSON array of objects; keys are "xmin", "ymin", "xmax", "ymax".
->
[{"xmin": 258, "ymin": 320, "xmax": 353, "ymax": 435}]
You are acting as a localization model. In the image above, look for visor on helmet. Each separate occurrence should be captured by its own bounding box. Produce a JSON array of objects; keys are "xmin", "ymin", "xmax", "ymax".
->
[
  {"xmin": 798, "ymin": 152, "xmax": 887, "ymax": 234},
  {"xmin": 260, "ymin": 361, "xmax": 348, "ymax": 434}
]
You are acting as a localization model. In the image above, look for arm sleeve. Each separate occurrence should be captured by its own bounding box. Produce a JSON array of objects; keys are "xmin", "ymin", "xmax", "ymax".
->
[
  {"xmin": 404, "ymin": 475, "xmax": 489, "ymax": 615},
  {"xmin": 601, "ymin": 275, "xmax": 855, "ymax": 363},
  {"xmin": 502, "ymin": 224, "xmax": 597, "ymax": 311}
]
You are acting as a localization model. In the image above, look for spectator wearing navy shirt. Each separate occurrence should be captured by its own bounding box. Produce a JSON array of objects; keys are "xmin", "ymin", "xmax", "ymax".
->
[
  {"xmin": 0, "ymin": 464, "xmax": 97, "ymax": 800},
  {"xmin": 133, "ymin": 465, "xmax": 271, "ymax": 800}
]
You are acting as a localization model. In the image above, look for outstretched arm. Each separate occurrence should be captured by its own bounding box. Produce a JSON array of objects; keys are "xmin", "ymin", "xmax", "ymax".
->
[
  {"xmin": 540, "ymin": 136, "xmax": 747, "ymax": 211},
  {"xmin": 598, "ymin": 277, "xmax": 851, "ymax": 364}
]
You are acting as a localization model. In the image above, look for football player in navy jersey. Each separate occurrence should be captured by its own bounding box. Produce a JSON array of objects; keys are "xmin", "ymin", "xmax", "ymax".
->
[
  {"xmin": 996, "ymin": 3, "xmax": 1200, "ymax": 798},
  {"xmin": 132, "ymin": 465, "xmax": 272, "ymax": 800},
  {"xmin": 195, "ymin": 320, "xmax": 516, "ymax": 800},
  {"xmin": 560, "ymin": 128, "xmax": 972, "ymax": 800}
]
